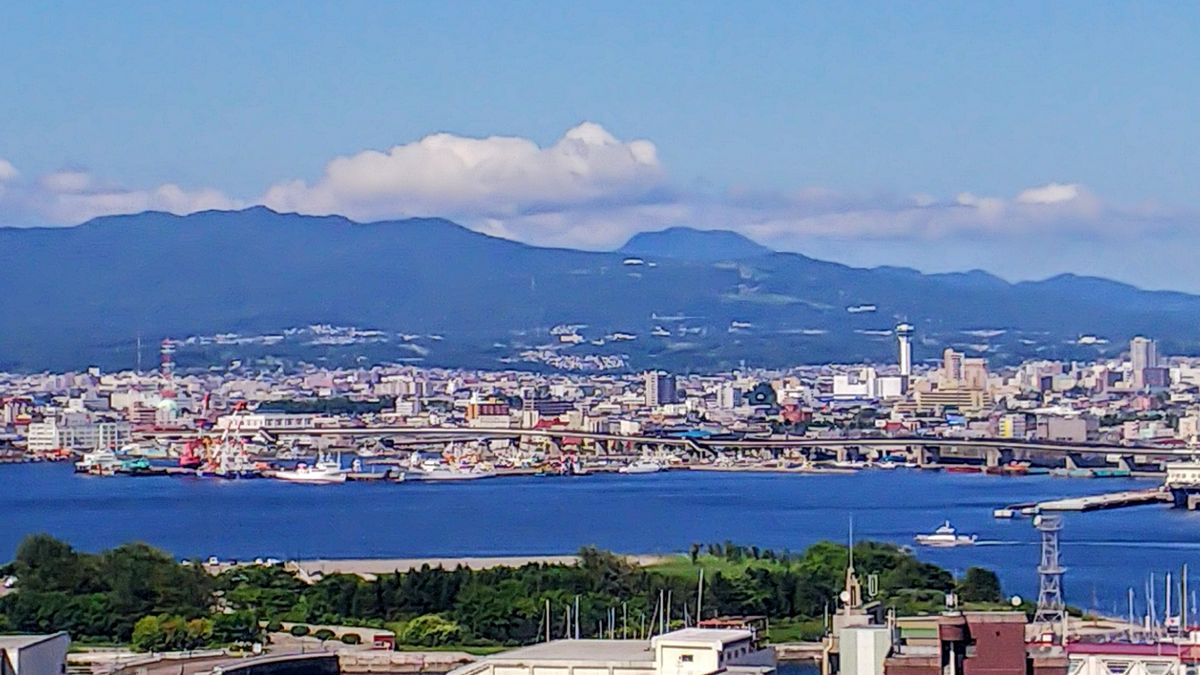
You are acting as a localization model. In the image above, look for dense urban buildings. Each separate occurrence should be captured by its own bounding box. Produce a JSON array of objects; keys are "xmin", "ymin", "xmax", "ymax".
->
[{"xmin": 3, "ymin": 330, "xmax": 1200, "ymax": 461}]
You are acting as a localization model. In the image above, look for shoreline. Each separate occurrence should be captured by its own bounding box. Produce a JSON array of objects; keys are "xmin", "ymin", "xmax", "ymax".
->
[
  {"xmin": 295, "ymin": 553, "xmax": 675, "ymax": 575},
  {"xmin": 203, "ymin": 553, "xmax": 676, "ymax": 577}
]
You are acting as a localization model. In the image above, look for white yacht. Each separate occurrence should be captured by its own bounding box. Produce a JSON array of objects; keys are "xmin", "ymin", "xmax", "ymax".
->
[
  {"xmin": 274, "ymin": 453, "xmax": 347, "ymax": 484},
  {"xmin": 914, "ymin": 521, "xmax": 978, "ymax": 547},
  {"xmin": 75, "ymin": 450, "xmax": 122, "ymax": 475},
  {"xmin": 619, "ymin": 459, "xmax": 664, "ymax": 474}
]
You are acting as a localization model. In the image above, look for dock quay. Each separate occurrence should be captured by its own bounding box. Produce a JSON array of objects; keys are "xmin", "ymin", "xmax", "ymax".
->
[{"xmin": 997, "ymin": 488, "xmax": 1170, "ymax": 516}]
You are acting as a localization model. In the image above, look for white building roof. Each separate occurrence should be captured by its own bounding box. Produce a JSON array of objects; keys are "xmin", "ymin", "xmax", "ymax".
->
[
  {"xmin": 651, "ymin": 628, "xmax": 754, "ymax": 648},
  {"xmin": 477, "ymin": 639, "xmax": 653, "ymax": 665}
]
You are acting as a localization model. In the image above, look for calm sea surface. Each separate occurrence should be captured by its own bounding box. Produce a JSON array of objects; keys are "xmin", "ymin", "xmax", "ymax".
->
[{"xmin": 4, "ymin": 463, "xmax": 1198, "ymax": 617}]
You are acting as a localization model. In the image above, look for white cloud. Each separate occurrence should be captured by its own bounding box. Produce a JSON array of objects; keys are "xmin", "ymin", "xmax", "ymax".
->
[
  {"xmin": 0, "ymin": 125, "xmax": 1186, "ymax": 287},
  {"xmin": 0, "ymin": 159, "xmax": 18, "ymax": 182},
  {"xmin": 1016, "ymin": 182, "xmax": 1080, "ymax": 205},
  {"xmin": 39, "ymin": 170, "xmax": 94, "ymax": 193},
  {"xmin": 40, "ymin": 179, "xmax": 239, "ymax": 224},
  {"xmin": 0, "ymin": 168, "xmax": 238, "ymax": 226},
  {"xmin": 262, "ymin": 122, "xmax": 664, "ymax": 222}
]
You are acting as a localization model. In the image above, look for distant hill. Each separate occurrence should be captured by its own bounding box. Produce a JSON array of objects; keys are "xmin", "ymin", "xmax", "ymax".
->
[
  {"xmin": 1, "ymin": 207, "xmax": 1197, "ymax": 372},
  {"xmin": 619, "ymin": 227, "xmax": 772, "ymax": 262}
]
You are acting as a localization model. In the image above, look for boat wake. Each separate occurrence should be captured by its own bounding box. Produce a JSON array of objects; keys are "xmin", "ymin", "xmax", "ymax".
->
[{"xmin": 1068, "ymin": 540, "xmax": 1200, "ymax": 550}]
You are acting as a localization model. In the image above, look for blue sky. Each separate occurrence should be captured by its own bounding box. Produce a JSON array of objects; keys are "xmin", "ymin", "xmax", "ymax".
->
[{"xmin": 2, "ymin": 2, "xmax": 1199, "ymax": 289}]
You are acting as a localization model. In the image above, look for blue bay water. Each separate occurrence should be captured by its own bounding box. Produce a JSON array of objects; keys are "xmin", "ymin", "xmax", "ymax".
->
[{"xmin": 3, "ymin": 463, "xmax": 1198, "ymax": 617}]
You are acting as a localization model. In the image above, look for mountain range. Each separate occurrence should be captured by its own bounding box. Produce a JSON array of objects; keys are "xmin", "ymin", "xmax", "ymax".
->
[{"xmin": 1, "ymin": 206, "xmax": 1196, "ymax": 372}]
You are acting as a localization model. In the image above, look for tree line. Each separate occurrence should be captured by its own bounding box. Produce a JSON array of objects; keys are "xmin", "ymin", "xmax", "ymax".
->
[{"xmin": 0, "ymin": 534, "xmax": 1002, "ymax": 649}]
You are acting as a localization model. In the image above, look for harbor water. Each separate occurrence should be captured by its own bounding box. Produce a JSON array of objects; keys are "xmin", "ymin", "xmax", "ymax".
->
[{"xmin": 3, "ymin": 462, "xmax": 1198, "ymax": 617}]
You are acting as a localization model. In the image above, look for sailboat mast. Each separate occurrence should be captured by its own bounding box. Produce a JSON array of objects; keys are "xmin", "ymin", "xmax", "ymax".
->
[
  {"xmin": 1128, "ymin": 588, "xmax": 1135, "ymax": 629},
  {"xmin": 1167, "ymin": 572, "xmax": 1173, "ymax": 628},
  {"xmin": 1184, "ymin": 564, "xmax": 1190, "ymax": 633}
]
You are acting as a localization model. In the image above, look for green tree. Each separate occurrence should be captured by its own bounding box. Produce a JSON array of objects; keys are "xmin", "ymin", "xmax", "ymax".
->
[
  {"xmin": 184, "ymin": 618, "xmax": 214, "ymax": 649},
  {"xmin": 11, "ymin": 534, "xmax": 99, "ymax": 594},
  {"xmin": 212, "ymin": 611, "xmax": 260, "ymax": 646},
  {"xmin": 131, "ymin": 615, "xmax": 166, "ymax": 652},
  {"xmin": 958, "ymin": 567, "xmax": 1002, "ymax": 603},
  {"xmin": 398, "ymin": 615, "xmax": 464, "ymax": 646}
]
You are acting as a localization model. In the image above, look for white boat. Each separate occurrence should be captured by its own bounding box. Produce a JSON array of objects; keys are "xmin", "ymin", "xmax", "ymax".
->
[
  {"xmin": 402, "ymin": 456, "xmax": 492, "ymax": 481},
  {"xmin": 829, "ymin": 460, "xmax": 865, "ymax": 470},
  {"xmin": 75, "ymin": 450, "xmax": 122, "ymax": 475},
  {"xmin": 411, "ymin": 465, "xmax": 496, "ymax": 481},
  {"xmin": 619, "ymin": 459, "xmax": 664, "ymax": 474},
  {"xmin": 275, "ymin": 453, "xmax": 347, "ymax": 484},
  {"xmin": 914, "ymin": 521, "xmax": 978, "ymax": 547}
]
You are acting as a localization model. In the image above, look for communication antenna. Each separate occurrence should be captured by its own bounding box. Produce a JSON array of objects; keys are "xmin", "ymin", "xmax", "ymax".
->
[{"xmin": 1033, "ymin": 515, "xmax": 1067, "ymax": 635}]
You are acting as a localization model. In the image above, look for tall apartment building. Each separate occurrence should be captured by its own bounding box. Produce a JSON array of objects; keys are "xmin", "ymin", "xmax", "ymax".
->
[
  {"xmin": 1131, "ymin": 336, "xmax": 1156, "ymax": 388},
  {"xmin": 644, "ymin": 371, "xmax": 677, "ymax": 407},
  {"xmin": 942, "ymin": 349, "xmax": 964, "ymax": 384}
]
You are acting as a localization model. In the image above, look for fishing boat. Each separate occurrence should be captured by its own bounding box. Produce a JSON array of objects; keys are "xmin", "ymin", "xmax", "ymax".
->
[
  {"xmin": 274, "ymin": 452, "xmax": 347, "ymax": 484},
  {"xmin": 914, "ymin": 521, "xmax": 978, "ymax": 547},
  {"xmin": 619, "ymin": 459, "xmax": 664, "ymax": 474}
]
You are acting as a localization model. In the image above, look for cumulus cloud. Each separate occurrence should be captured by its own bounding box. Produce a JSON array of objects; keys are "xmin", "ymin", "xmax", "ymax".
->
[
  {"xmin": 0, "ymin": 165, "xmax": 239, "ymax": 226},
  {"xmin": 262, "ymin": 122, "xmax": 664, "ymax": 222}
]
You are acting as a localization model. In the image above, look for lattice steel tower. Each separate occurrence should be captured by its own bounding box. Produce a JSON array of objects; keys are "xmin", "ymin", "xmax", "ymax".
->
[{"xmin": 1033, "ymin": 514, "xmax": 1067, "ymax": 629}]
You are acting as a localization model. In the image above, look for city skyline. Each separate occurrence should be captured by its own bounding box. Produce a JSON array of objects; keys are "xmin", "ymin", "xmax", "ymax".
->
[
  {"xmin": 2, "ymin": 3, "xmax": 1200, "ymax": 289},
  {"xmin": 7, "ymin": 5, "xmax": 1200, "ymax": 668}
]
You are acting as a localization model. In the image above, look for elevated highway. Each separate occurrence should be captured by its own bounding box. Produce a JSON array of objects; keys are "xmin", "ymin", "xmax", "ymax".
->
[{"xmin": 139, "ymin": 426, "xmax": 1198, "ymax": 468}]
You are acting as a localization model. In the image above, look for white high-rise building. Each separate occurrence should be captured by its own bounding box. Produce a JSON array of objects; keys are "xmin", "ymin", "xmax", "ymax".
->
[
  {"xmin": 1131, "ymin": 336, "xmax": 1158, "ymax": 371},
  {"xmin": 896, "ymin": 323, "xmax": 914, "ymax": 378},
  {"xmin": 1130, "ymin": 336, "xmax": 1159, "ymax": 389}
]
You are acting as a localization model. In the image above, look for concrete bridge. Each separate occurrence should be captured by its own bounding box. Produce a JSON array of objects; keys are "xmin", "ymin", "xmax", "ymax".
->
[{"xmin": 139, "ymin": 426, "xmax": 1198, "ymax": 471}]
